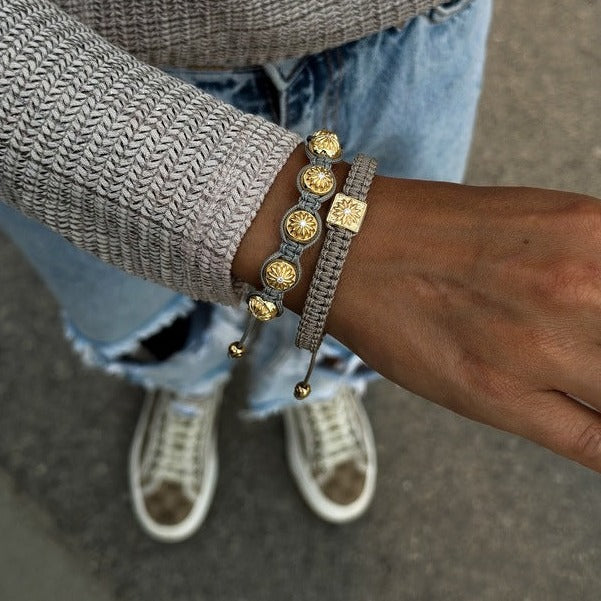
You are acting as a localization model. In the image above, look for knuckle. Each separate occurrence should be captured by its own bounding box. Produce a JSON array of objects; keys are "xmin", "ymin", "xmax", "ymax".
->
[
  {"xmin": 555, "ymin": 196, "xmax": 601, "ymax": 233},
  {"xmin": 537, "ymin": 260, "xmax": 601, "ymax": 307},
  {"xmin": 569, "ymin": 198, "xmax": 601, "ymax": 235},
  {"xmin": 572, "ymin": 423, "xmax": 601, "ymax": 461}
]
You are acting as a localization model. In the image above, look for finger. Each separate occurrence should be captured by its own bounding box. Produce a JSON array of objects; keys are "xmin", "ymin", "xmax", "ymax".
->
[{"xmin": 506, "ymin": 390, "xmax": 601, "ymax": 473}]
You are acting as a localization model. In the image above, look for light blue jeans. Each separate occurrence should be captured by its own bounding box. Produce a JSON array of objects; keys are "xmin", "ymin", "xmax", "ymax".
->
[{"xmin": 0, "ymin": 0, "xmax": 492, "ymax": 416}]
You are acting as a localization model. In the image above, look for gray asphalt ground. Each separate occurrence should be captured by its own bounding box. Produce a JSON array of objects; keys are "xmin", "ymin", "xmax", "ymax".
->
[{"xmin": 1, "ymin": 2, "xmax": 600, "ymax": 601}]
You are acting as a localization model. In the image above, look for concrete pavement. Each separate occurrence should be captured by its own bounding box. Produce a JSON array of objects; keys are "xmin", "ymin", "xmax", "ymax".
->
[{"xmin": 0, "ymin": 469, "xmax": 113, "ymax": 601}]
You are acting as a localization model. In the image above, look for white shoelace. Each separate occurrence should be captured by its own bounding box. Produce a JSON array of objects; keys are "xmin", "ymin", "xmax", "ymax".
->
[
  {"xmin": 304, "ymin": 388, "xmax": 365, "ymax": 478},
  {"xmin": 143, "ymin": 392, "xmax": 216, "ymax": 499}
]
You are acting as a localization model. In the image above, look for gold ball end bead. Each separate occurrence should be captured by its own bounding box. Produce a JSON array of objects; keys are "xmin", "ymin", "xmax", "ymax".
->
[
  {"xmin": 294, "ymin": 381, "xmax": 312, "ymax": 400},
  {"xmin": 228, "ymin": 342, "xmax": 246, "ymax": 359}
]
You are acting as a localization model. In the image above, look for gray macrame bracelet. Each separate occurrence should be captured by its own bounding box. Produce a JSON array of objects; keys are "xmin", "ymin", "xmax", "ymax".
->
[
  {"xmin": 293, "ymin": 152, "xmax": 377, "ymax": 399},
  {"xmin": 228, "ymin": 130, "xmax": 343, "ymax": 359}
]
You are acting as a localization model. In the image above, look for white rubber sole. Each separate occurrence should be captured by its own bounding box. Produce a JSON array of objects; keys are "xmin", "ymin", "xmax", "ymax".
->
[
  {"xmin": 128, "ymin": 395, "xmax": 219, "ymax": 543},
  {"xmin": 283, "ymin": 399, "xmax": 377, "ymax": 524}
]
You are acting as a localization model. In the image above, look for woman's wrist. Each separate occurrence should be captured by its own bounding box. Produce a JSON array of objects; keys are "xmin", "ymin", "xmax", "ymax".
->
[{"xmin": 231, "ymin": 142, "xmax": 351, "ymax": 313}]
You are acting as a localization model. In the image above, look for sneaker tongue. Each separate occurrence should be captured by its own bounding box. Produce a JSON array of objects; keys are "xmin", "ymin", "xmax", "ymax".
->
[{"xmin": 170, "ymin": 401, "xmax": 202, "ymax": 417}]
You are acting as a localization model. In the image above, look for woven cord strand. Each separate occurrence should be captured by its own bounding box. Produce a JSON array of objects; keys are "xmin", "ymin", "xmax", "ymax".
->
[{"xmin": 296, "ymin": 153, "xmax": 377, "ymax": 352}]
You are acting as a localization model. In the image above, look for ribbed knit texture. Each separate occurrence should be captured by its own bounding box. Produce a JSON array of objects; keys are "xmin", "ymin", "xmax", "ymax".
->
[
  {"xmin": 0, "ymin": 0, "xmax": 303, "ymax": 304},
  {"xmin": 52, "ymin": 0, "xmax": 442, "ymax": 68},
  {"xmin": 0, "ymin": 0, "xmax": 445, "ymax": 304}
]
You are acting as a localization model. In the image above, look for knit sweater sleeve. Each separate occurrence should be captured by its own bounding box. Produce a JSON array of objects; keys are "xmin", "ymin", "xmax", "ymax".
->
[{"xmin": 0, "ymin": 0, "xmax": 303, "ymax": 305}]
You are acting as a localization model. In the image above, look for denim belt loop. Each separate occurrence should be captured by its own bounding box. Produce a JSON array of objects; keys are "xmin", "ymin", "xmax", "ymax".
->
[{"xmin": 263, "ymin": 57, "xmax": 308, "ymax": 126}]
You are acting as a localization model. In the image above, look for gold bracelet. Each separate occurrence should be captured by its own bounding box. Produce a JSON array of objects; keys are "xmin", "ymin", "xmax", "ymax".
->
[{"xmin": 228, "ymin": 130, "xmax": 343, "ymax": 359}]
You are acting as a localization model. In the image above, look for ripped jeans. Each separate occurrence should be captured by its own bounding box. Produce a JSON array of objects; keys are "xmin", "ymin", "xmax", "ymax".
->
[{"xmin": 0, "ymin": 0, "xmax": 492, "ymax": 416}]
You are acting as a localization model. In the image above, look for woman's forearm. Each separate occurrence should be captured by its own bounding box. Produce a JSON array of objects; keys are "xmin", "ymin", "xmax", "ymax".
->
[{"xmin": 0, "ymin": 0, "xmax": 300, "ymax": 305}]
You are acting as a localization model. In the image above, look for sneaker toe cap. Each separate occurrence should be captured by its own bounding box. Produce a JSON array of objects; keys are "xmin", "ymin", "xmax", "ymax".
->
[
  {"xmin": 320, "ymin": 460, "xmax": 366, "ymax": 506},
  {"xmin": 144, "ymin": 481, "xmax": 194, "ymax": 526}
]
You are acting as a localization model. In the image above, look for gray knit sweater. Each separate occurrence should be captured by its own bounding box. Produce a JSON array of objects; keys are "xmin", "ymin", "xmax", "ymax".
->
[
  {"xmin": 0, "ymin": 0, "xmax": 441, "ymax": 305},
  {"xmin": 52, "ymin": 0, "xmax": 440, "ymax": 68}
]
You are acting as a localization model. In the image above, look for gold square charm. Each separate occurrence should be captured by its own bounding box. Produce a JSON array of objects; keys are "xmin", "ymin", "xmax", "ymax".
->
[{"xmin": 326, "ymin": 193, "xmax": 367, "ymax": 233}]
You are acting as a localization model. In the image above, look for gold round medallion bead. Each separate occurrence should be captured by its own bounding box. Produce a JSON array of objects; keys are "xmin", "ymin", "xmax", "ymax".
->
[
  {"xmin": 284, "ymin": 210, "xmax": 319, "ymax": 243},
  {"xmin": 308, "ymin": 130, "xmax": 342, "ymax": 160},
  {"xmin": 301, "ymin": 165, "xmax": 334, "ymax": 196},
  {"xmin": 247, "ymin": 295, "xmax": 278, "ymax": 321},
  {"xmin": 263, "ymin": 259, "xmax": 297, "ymax": 291}
]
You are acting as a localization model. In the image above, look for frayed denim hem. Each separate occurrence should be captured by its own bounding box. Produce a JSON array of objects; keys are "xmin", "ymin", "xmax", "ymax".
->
[
  {"xmin": 63, "ymin": 300, "xmax": 242, "ymax": 397},
  {"xmin": 63, "ymin": 294, "xmax": 196, "ymax": 367},
  {"xmin": 63, "ymin": 294, "xmax": 381, "ymax": 413},
  {"xmin": 241, "ymin": 358, "xmax": 381, "ymax": 420}
]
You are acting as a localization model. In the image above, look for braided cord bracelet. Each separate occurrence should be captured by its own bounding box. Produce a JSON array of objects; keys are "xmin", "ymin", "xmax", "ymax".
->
[
  {"xmin": 293, "ymin": 152, "xmax": 378, "ymax": 399},
  {"xmin": 228, "ymin": 130, "xmax": 344, "ymax": 359}
]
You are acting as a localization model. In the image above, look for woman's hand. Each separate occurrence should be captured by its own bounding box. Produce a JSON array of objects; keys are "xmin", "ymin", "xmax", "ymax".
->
[
  {"xmin": 328, "ymin": 176, "xmax": 601, "ymax": 472},
  {"xmin": 234, "ymin": 146, "xmax": 601, "ymax": 472}
]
